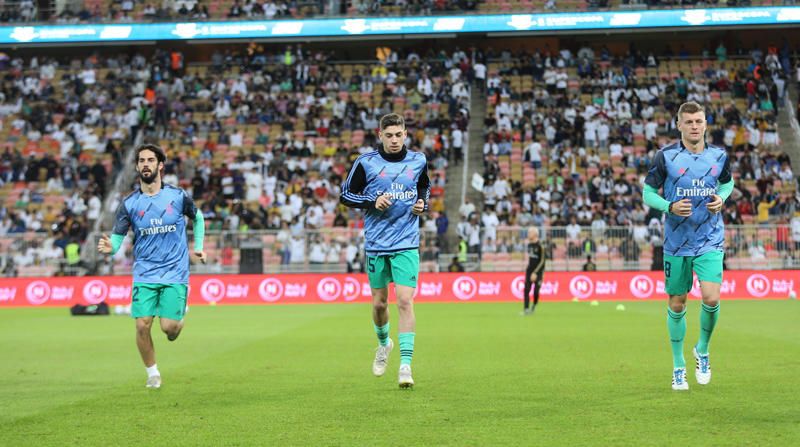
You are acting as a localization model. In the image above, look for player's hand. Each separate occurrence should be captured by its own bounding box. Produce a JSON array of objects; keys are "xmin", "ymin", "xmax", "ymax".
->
[
  {"xmin": 97, "ymin": 234, "xmax": 112, "ymax": 254},
  {"xmin": 670, "ymin": 199, "xmax": 693, "ymax": 217},
  {"xmin": 530, "ymin": 272, "xmax": 538, "ymax": 282},
  {"xmin": 191, "ymin": 251, "xmax": 207, "ymax": 265},
  {"xmin": 411, "ymin": 199, "xmax": 425, "ymax": 216},
  {"xmin": 375, "ymin": 193, "xmax": 393, "ymax": 211},
  {"xmin": 706, "ymin": 194, "xmax": 723, "ymax": 214}
]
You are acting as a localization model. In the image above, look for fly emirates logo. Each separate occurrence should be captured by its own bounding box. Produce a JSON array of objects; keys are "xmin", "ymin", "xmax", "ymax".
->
[
  {"xmin": 377, "ymin": 183, "xmax": 417, "ymax": 201},
  {"xmin": 139, "ymin": 218, "xmax": 177, "ymax": 236},
  {"xmin": 676, "ymin": 179, "xmax": 715, "ymax": 198}
]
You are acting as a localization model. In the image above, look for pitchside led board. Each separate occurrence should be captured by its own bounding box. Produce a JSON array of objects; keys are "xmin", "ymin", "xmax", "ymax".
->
[
  {"xmin": 1, "ymin": 7, "xmax": 799, "ymax": 45},
  {"xmin": 0, "ymin": 271, "xmax": 795, "ymax": 307}
]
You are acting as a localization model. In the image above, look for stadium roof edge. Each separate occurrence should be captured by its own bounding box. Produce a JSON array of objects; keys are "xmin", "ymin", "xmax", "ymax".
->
[{"xmin": 0, "ymin": 7, "xmax": 798, "ymax": 46}]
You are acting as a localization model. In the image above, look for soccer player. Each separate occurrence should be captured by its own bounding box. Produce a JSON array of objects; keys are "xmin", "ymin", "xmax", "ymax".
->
[
  {"xmin": 523, "ymin": 227, "xmax": 545, "ymax": 315},
  {"xmin": 642, "ymin": 101, "xmax": 733, "ymax": 391},
  {"xmin": 97, "ymin": 144, "xmax": 206, "ymax": 389},
  {"xmin": 340, "ymin": 113, "xmax": 430, "ymax": 389}
]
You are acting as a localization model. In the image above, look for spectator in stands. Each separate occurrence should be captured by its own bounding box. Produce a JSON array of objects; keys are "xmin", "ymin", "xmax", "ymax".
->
[
  {"xmin": 566, "ymin": 216, "xmax": 581, "ymax": 256},
  {"xmin": 435, "ymin": 211, "xmax": 449, "ymax": 252},
  {"xmin": 465, "ymin": 213, "xmax": 481, "ymax": 258},
  {"xmin": 347, "ymin": 252, "xmax": 364, "ymax": 273},
  {"xmin": 789, "ymin": 211, "xmax": 800, "ymax": 251}
]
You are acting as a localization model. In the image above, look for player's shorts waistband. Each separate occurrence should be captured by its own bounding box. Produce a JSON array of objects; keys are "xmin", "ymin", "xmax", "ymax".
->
[{"xmin": 365, "ymin": 246, "xmax": 419, "ymax": 257}]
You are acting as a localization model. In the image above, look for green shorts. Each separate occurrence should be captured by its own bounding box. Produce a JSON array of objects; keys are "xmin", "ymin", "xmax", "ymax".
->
[
  {"xmin": 132, "ymin": 283, "xmax": 187, "ymax": 321},
  {"xmin": 663, "ymin": 250, "xmax": 724, "ymax": 296},
  {"xmin": 367, "ymin": 249, "xmax": 420, "ymax": 289}
]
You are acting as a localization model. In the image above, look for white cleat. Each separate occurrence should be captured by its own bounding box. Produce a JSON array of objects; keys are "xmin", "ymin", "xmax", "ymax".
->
[
  {"xmin": 398, "ymin": 364, "xmax": 414, "ymax": 389},
  {"xmin": 372, "ymin": 338, "xmax": 393, "ymax": 377},
  {"xmin": 671, "ymin": 368, "xmax": 689, "ymax": 391},
  {"xmin": 146, "ymin": 375, "xmax": 162, "ymax": 389},
  {"xmin": 693, "ymin": 347, "xmax": 711, "ymax": 385}
]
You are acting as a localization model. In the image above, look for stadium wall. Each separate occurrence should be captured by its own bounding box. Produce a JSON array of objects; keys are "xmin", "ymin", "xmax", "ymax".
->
[{"xmin": 0, "ymin": 271, "xmax": 795, "ymax": 307}]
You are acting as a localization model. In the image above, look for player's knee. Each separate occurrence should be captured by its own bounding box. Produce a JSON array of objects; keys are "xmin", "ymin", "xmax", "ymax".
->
[
  {"xmin": 701, "ymin": 295, "xmax": 720, "ymax": 307},
  {"xmin": 373, "ymin": 299, "xmax": 388, "ymax": 313},
  {"xmin": 668, "ymin": 296, "xmax": 687, "ymax": 312},
  {"xmin": 135, "ymin": 318, "xmax": 152, "ymax": 334},
  {"xmin": 396, "ymin": 297, "xmax": 413, "ymax": 313},
  {"xmin": 161, "ymin": 321, "xmax": 179, "ymax": 335},
  {"xmin": 669, "ymin": 303, "xmax": 686, "ymax": 313}
]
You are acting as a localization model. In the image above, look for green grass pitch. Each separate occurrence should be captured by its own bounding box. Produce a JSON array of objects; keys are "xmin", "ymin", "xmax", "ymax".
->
[{"xmin": 1, "ymin": 300, "xmax": 799, "ymax": 446}]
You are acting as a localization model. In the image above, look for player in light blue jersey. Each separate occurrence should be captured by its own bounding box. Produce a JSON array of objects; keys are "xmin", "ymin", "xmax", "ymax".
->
[
  {"xmin": 643, "ymin": 101, "xmax": 733, "ymax": 390},
  {"xmin": 97, "ymin": 144, "xmax": 206, "ymax": 389},
  {"xmin": 340, "ymin": 113, "xmax": 430, "ymax": 388}
]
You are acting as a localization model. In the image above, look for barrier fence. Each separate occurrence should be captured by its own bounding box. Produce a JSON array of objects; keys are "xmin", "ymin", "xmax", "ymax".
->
[
  {"xmin": 1, "ymin": 224, "xmax": 798, "ymax": 277},
  {"xmin": 0, "ymin": 270, "xmax": 795, "ymax": 307}
]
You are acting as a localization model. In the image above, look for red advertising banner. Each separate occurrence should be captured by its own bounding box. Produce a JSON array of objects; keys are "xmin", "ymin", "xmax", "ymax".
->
[{"xmin": 0, "ymin": 271, "xmax": 796, "ymax": 307}]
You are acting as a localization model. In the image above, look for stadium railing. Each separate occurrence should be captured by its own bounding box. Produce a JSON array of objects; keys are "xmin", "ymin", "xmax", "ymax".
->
[
  {"xmin": 483, "ymin": 224, "xmax": 800, "ymax": 272},
  {"xmin": 1, "ymin": 224, "xmax": 798, "ymax": 277}
]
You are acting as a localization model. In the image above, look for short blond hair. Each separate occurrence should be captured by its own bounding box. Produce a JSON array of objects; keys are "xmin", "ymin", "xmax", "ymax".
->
[{"xmin": 677, "ymin": 101, "xmax": 705, "ymax": 121}]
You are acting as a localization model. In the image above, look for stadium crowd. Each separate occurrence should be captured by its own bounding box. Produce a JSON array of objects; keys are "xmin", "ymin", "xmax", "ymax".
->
[
  {"xmin": 467, "ymin": 41, "xmax": 799, "ymax": 269},
  {"xmin": 0, "ymin": 45, "xmax": 473, "ymax": 274},
  {"xmin": 0, "ymin": 39, "xmax": 799, "ymax": 276}
]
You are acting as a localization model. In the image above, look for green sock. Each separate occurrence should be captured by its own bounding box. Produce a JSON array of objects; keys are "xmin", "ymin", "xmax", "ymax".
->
[
  {"xmin": 696, "ymin": 302, "xmax": 720, "ymax": 355},
  {"xmin": 399, "ymin": 332, "xmax": 415, "ymax": 366},
  {"xmin": 667, "ymin": 308, "xmax": 687, "ymax": 369},
  {"xmin": 374, "ymin": 322, "xmax": 390, "ymax": 347}
]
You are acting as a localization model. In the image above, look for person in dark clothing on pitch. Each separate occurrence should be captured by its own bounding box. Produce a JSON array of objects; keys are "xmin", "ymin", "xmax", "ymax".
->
[{"xmin": 523, "ymin": 227, "xmax": 546, "ymax": 315}]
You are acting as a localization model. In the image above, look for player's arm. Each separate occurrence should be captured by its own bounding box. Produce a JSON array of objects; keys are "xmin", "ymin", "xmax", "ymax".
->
[
  {"xmin": 642, "ymin": 151, "xmax": 671, "ymax": 213},
  {"xmin": 340, "ymin": 158, "xmax": 377, "ymax": 209},
  {"xmin": 183, "ymin": 191, "xmax": 206, "ymax": 263},
  {"xmin": 412, "ymin": 160, "xmax": 431, "ymax": 215},
  {"xmin": 99, "ymin": 202, "xmax": 130, "ymax": 255},
  {"xmin": 643, "ymin": 151, "xmax": 690, "ymax": 216},
  {"xmin": 643, "ymin": 185, "xmax": 671, "ymax": 213},
  {"xmin": 708, "ymin": 154, "xmax": 733, "ymax": 214},
  {"xmin": 717, "ymin": 180, "xmax": 734, "ymax": 201}
]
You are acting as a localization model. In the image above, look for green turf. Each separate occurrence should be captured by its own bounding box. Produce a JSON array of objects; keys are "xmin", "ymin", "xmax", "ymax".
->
[{"xmin": 1, "ymin": 300, "xmax": 799, "ymax": 446}]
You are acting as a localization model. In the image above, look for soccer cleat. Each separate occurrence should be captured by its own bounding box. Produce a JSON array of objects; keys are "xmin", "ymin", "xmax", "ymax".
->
[
  {"xmin": 398, "ymin": 364, "xmax": 414, "ymax": 389},
  {"xmin": 693, "ymin": 346, "xmax": 711, "ymax": 385},
  {"xmin": 146, "ymin": 375, "xmax": 162, "ymax": 389},
  {"xmin": 671, "ymin": 368, "xmax": 689, "ymax": 391},
  {"xmin": 372, "ymin": 338, "xmax": 393, "ymax": 377},
  {"xmin": 520, "ymin": 308, "xmax": 532, "ymax": 316}
]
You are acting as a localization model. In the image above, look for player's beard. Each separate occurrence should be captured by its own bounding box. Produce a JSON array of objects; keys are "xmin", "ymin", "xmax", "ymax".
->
[{"xmin": 139, "ymin": 169, "xmax": 158, "ymax": 184}]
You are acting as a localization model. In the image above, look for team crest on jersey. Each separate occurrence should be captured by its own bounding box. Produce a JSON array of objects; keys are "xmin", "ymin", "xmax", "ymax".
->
[
  {"xmin": 711, "ymin": 165, "xmax": 718, "ymax": 175},
  {"xmin": 166, "ymin": 203, "xmax": 174, "ymax": 214},
  {"xmin": 138, "ymin": 210, "xmax": 145, "ymax": 217},
  {"xmin": 678, "ymin": 167, "xmax": 687, "ymax": 175},
  {"xmin": 406, "ymin": 168, "xmax": 415, "ymax": 179}
]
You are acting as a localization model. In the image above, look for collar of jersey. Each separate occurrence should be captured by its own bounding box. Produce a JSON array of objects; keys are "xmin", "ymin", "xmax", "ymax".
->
[
  {"xmin": 378, "ymin": 145, "xmax": 407, "ymax": 162},
  {"xmin": 137, "ymin": 183, "xmax": 163, "ymax": 197},
  {"xmin": 678, "ymin": 140, "xmax": 708, "ymax": 155}
]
